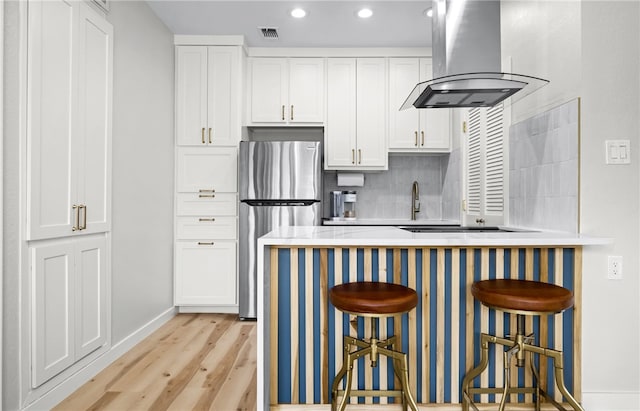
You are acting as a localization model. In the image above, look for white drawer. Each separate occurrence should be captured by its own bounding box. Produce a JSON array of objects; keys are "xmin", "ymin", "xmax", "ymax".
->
[
  {"xmin": 176, "ymin": 193, "xmax": 237, "ymax": 216},
  {"xmin": 176, "ymin": 216, "xmax": 237, "ymax": 240}
]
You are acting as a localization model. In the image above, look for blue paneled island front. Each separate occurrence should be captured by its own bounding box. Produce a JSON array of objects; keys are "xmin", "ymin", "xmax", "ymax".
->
[{"xmin": 256, "ymin": 226, "xmax": 605, "ymax": 410}]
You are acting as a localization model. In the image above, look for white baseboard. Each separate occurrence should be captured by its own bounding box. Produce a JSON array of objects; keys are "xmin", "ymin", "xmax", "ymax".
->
[
  {"xmin": 178, "ymin": 305, "xmax": 239, "ymax": 314},
  {"xmin": 24, "ymin": 307, "xmax": 176, "ymax": 411},
  {"xmin": 582, "ymin": 391, "xmax": 640, "ymax": 410}
]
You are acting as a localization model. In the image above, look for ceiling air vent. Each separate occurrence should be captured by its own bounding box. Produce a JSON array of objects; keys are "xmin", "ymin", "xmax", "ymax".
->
[{"xmin": 259, "ymin": 27, "xmax": 279, "ymax": 39}]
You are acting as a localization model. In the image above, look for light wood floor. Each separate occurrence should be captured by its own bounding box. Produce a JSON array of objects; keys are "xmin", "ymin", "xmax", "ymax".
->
[{"xmin": 54, "ymin": 314, "xmax": 257, "ymax": 411}]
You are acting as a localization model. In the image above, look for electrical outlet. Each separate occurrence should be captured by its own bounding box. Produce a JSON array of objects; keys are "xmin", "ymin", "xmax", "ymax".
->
[{"xmin": 607, "ymin": 256, "xmax": 623, "ymax": 280}]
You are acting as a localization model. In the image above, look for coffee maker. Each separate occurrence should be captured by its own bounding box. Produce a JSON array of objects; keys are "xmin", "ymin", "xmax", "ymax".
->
[{"xmin": 329, "ymin": 190, "xmax": 357, "ymax": 220}]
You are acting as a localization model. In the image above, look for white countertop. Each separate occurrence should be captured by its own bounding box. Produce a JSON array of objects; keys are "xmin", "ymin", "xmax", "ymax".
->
[
  {"xmin": 258, "ymin": 226, "xmax": 609, "ymax": 247},
  {"xmin": 322, "ymin": 218, "xmax": 460, "ymax": 226}
]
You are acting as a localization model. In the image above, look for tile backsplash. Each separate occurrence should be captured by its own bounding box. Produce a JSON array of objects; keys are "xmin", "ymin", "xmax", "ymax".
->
[
  {"xmin": 323, "ymin": 154, "xmax": 460, "ymax": 221},
  {"xmin": 508, "ymin": 99, "xmax": 579, "ymax": 232}
]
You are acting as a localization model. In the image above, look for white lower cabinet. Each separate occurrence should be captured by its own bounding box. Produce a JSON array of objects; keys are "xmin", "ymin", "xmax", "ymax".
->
[
  {"xmin": 175, "ymin": 240, "xmax": 237, "ymax": 305},
  {"xmin": 31, "ymin": 235, "xmax": 107, "ymax": 388}
]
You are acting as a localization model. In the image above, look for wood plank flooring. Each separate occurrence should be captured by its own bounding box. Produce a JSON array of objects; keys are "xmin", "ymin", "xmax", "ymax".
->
[{"xmin": 54, "ymin": 314, "xmax": 257, "ymax": 411}]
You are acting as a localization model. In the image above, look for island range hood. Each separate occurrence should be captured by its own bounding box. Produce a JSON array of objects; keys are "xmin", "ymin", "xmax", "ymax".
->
[{"xmin": 401, "ymin": 0, "xmax": 548, "ymax": 110}]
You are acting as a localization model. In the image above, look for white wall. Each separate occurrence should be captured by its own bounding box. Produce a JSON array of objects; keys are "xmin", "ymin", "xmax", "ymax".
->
[
  {"xmin": 580, "ymin": 1, "xmax": 640, "ymax": 407},
  {"xmin": 107, "ymin": 1, "xmax": 175, "ymax": 344},
  {"xmin": 502, "ymin": 1, "xmax": 640, "ymax": 408}
]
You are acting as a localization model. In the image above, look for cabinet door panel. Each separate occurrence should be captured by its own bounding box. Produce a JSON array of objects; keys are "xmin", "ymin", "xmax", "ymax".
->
[
  {"xmin": 325, "ymin": 59, "xmax": 357, "ymax": 168},
  {"xmin": 75, "ymin": 236, "xmax": 107, "ymax": 359},
  {"xmin": 250, "ymin": 58, "xmax": 287, "ymax": 123},
  {"xmin": 27, "ymin": 0, "xmax": 78, "ymax": 240},
  {"xmin": 356, "ymin": 58, "xmax": 387, "ymax": 167},
  {"xmin": 176, "ymin": 46, "xmax": 208, "ymax": 145},
  {"xmin": 176, "ymin": 193, "xmax": 237, "ymax": 216},
  {"xmin": 208, "ymin": 46, "xmax": 240, "ymax": 146},
  {"xmin": 176, "ymin": 147, "xmax": 238, "ymax": 193},
  {"xmin": 77, "ymin": 4, "xmax": 112, "ymax": 234},
  {"xmin": 175, "ymin": 241, "xmax": 237, "ymax": 305},
  {"xmin": 32, "ymin": 241, "xmax": 75, "ymax": 388},
  {"xmin": 176, "ymin": 216, "xmax": 237, "ymax": 240},
  {"xmin": 420, "ymin": 59, "xmax": 451, "ymax": 151},
  {"xmin": 289, "ymin": 58, "xmax": 324, "ymax": 123},
  {"xmin": 389, "ymin": 58, "xmax": 421, "ymax": 149}
]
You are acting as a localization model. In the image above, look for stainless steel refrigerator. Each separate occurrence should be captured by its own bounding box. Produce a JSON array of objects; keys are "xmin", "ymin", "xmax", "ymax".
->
[{"xmin": 239, "ymin": 141, "xmax": 322, "ymax": 319}]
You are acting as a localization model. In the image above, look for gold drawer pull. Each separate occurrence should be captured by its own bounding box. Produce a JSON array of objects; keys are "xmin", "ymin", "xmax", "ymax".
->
[
  {"xmin": 80, "ymin": 204, "xmax": 87, "ymax": 230},
  {"xmin": 197, "ymin": 242, "xmax": 214, "ymax": 246},
  {"xmin": 199, "ymin": 194, "xmax": 215, "ymax": 198},
  {"xmin": 198, "ymin": 218, "xmax": 216, "ymax": 222},
  {"xmin": 199, "ymin": 189, "xmax": 215, "ymax": 193}
]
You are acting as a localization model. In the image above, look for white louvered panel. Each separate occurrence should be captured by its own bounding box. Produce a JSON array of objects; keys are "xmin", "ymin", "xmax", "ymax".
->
[
  {"xmin": 467, "ymin": 108, "xmax": 481, "ymax": 214},
  {"xmin": 485, "ymin": 103, "xmax": 504, "ymax": 214}
]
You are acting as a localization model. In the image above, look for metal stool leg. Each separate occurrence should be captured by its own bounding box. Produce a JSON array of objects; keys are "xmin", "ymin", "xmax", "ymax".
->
[
  {"xmin": 462, "ymin": 333, "xmax": 491, "ymax": 410},
  {"xmin": 331, "ymin": 338, "xmax": 352, "ymax": 411},
  {"xmin": 548, "ymin": 349, "xmax": 585, "ymax": 411},
  {"xmin": 499, "ymin": 342, "xmax": 519, "ymax": 411}
]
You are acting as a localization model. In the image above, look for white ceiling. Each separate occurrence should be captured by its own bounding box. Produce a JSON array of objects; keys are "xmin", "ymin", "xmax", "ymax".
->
[{"xmin": 146, "ymin": 0, "xmax": 433, "ymax": 48}]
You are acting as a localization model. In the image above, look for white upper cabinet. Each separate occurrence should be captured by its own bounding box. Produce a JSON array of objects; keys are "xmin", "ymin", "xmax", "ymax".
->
[
  {"xmin": 176, "ymin": 46, "xmax": 241, "ymax": 146},
  {"xmin": 388, "ymin": 58, "xmax": 451, "ymax": 152},
  {"xmin": 248, "ymin": 57, "xmax": 325, "ymax": 124},
  {"xmin": 325, "ymin": 58, "xmax": 387, "ymax": 170},
  {"xmin": 27, "ymin": 0, "xmax": 112, "ymax": 240}
]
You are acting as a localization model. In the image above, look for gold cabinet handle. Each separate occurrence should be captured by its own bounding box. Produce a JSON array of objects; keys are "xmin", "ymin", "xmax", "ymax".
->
[
  {"xmin": 80, "ymin": 204, "xmax": 87, "ymax": 230},
  {"xmin": 351, "ymin": 149, "xmax": 355, "ymax": 164},
  {"xmin": 197, "ymin": 242, "xmax": 214, "ymax": 246},
  {"xmin": 199, "ymin": 194, "xmax": 215, "ymax": 198},
  {"xmin": 198, "ymin": 218, "xmax": 216, "ymax": 222},
  {"xmin": 291, "ymin": 105, "xmax": 294, "ymax": 121},
  {"xmin": 199, "ymin": 189, "xmax": 215, "ymax": 193},
  {"xmin": 358, "ymin": 149, "xmax": 362, "ymax": 164},
  {"xmin": 201, "ymin": 127, "xmax": 205, "ymax": 144},
  {"xmin": 72, "ymin": 205, "xmax": 79, "ymax": 231},
  {"xmin": 282, "ymin": 105, "xmax": 285, "ymax": 121},
  {"xmin": 415, "ymin": 131, "xmax": 418, "ymax": 146},
  {"xmin": 208, "ymin": 127, "xmax": 212, "ymax": 144},
  {"xmin": 421, "ymin": 131, "xmax": 425, "ymax": 146}
]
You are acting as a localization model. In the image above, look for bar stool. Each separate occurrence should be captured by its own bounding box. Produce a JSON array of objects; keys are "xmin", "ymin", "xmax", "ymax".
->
[
  {"xmin": 461, "ymin": 279, "xmax": 584, "ymax": 411},
  {"xmin": 329, "ymin": 282, "xmax": 419, "ymax": 411}
]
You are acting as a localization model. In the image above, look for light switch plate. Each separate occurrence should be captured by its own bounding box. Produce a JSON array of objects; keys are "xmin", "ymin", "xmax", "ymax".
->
[{"xmin": 606, "ymin": 140, "xmax": 631, "ymax": 164}]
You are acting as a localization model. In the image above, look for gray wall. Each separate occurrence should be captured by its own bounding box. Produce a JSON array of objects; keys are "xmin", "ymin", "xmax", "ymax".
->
[
  {"xmin": 323, "ymin": 154, "xmax": 460, "ymax": 221},
  {"xmin": 107, "ymin": 1, "xmax": 175, "ymax": 344}
]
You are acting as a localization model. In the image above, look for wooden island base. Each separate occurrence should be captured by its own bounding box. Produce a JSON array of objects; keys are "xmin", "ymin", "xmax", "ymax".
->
[{"xmin": 265, "ymin": 245, "xmax": 581, "ymax": 408}]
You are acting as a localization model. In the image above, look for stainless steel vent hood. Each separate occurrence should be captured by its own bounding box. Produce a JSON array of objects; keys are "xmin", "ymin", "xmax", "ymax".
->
[{"xmin": 401, "ymin": 0, "xmax": 548, "ymax": 110}]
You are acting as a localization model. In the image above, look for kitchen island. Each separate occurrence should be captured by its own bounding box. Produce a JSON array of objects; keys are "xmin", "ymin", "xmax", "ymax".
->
[{"xmin": 256, "ymin": 226, "xmax": 605, "ymax": 410}]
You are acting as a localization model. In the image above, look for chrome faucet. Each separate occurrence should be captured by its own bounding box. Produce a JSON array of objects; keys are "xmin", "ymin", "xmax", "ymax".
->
[{"xmin": 411, "ymin": 181, "xmax": 420, "ymax": 220}]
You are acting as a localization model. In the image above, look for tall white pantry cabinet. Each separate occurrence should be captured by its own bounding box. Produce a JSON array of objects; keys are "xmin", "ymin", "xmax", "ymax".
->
[
  {"xmin": 174, "ymin": 42, "xmax": 243, "ymax": 311},
  {"xmin": 25, "ymin": 0, "xmax": 112, "ymax": 395}
]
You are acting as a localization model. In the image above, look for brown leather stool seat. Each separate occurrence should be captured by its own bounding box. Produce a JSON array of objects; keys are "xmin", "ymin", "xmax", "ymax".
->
[
  {"xmin": 462, "ymin": 279, "xmax": 584, "ymax": 411},
  {"xmin": 329, "ymin": 282, "xmax": 419, "ymax": 411},
  {"xmin": 471, "ymin": 279, "xmax": 574, "ymax": 314},
  {"xmin": 329, "ymin": 282, "xmax": 418, "ymax": 316}
]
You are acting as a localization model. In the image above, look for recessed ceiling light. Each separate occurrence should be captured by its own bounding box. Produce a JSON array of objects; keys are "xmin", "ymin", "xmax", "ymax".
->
[
  {"xmin": 357, "ymin": 8, "xmax": 373, "ymax": 19},
  {"xmin": 425, "ymin": 8, "xmax": 433, "ymax": 18},
  {"xmin": 291, "ymin": 8, "xmax": 306, "ymax": 18}
]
